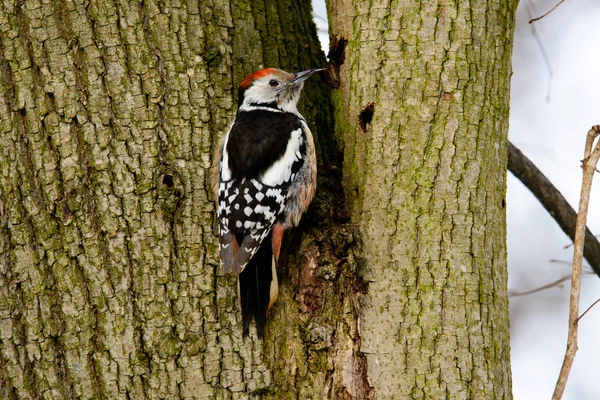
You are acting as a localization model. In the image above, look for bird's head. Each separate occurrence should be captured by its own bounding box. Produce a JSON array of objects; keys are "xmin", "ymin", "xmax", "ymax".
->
[{"xmin": 238, "ymin": 68, "xmax": 324, "ymax": 114}]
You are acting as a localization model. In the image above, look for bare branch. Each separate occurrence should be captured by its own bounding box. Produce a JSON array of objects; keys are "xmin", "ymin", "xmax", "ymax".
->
[
  {"xmin": 524, "ymin": 0, "xmax": 554, "ymax": 101},
  {"xmin": 509, "ymin": 274, "xmax": 572, "ymax": 297},
  {"xmin": 575, "ymin": 298, "xmax": 600, "ymax": 325},
  {"xmin": 563, "ymin": 235, "xmax": 600, "ymax": 249},
  {"xmin": 509, "ymin": 267, "xmax": 595, "ymax": 297},
  {"xmin": 508, "ymin": 141, "xmax": 600, "ymax": 278},
  {"xmin": 529, "ymin": 0, "xmax": 566, "ymax": 23},
  {"xmin": 552, "ymin": 125, "xmax": 600, "ymax": 400}
]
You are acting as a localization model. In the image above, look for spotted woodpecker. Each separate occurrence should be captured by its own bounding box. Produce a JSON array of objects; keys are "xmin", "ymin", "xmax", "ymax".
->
[{"xmin": 213, "ymin": 68, "xmax": 322, "ymax": 338}]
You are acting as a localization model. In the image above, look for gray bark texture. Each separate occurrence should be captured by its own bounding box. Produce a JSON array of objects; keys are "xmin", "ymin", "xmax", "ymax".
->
[
  {"xmin": 327, "ymin": 0, "xmax": 517, "ymax": 398},
  {"xmin": 0, "ymin": 0, "xmax": 331, "ymax": 398},
  {"xmin": 0, "ymin": 0, "xmax": 516, "ymax": 398}
]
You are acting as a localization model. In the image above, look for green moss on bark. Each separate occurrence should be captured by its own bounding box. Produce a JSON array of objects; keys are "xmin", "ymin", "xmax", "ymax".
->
[
  {"xmin": 328, "ymin": 0, "xmax": 516, "ymax": 398},
  {"xmin": 0, "ymin": 0, "xmax": 350, "ymax": 397},
  {"xmin": 0, "ymin": 0, "xmax": 517, "ymax": 398}
]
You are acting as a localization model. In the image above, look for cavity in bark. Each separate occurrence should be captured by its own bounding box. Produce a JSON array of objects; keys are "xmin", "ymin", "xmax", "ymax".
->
[{"xmin": 359, "ymin": 102, "xmax": 374, "ymax": 132}]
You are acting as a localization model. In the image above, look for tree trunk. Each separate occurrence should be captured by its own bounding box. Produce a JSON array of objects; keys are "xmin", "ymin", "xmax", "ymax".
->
[
  {"xmin": 0, "ymin": 0, "xmax": 327, "ymax": 398},
  {"xmin": 326, "ymin": 0, "xmax": 517, "ymax": 398},
  {"xmin": 0, "ymin": 0, "xmax": 516, "ymax": 398}
]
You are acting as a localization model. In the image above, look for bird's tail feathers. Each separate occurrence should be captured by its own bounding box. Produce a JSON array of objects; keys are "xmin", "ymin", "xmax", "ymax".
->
[{"xmin": 237, "ymin": 231, "xmax": 279, "ymax": 338}]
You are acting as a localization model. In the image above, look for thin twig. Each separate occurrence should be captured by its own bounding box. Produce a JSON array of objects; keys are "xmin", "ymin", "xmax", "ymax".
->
[
  {"xmin": 575, "ymin": 298, "xmax": 600, "ymax": 325},
  {"xmin": 548, "ymin": 259, "xmax": 572, "ymax": 265},
  {"xmin": 312, "ymin": 13, "xmax": 328, "ymax": 24},
  {"xmin": 509, "ymin": 274, "xmax": 572, "ymax": 297},
  {"xmin": 509, "ymin": 269, "xmax": 596, "ymax": 298},
  {"xmin": 524, "ymin": 0, "xmax": 554, "ymax": 100},
  {"xmin": 529, "ymin": 0, "xmax": 566, "ymax": 23},
  {"xmin": 563, "ymin": 235, "xmax": 600, "ymax": 250},
  {"xmin": 552, "ymin": 125, "xmax": 600, "ymax": 400}
]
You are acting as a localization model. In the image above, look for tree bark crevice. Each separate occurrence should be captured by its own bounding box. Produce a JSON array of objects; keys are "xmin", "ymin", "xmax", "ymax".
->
[
  {"xmin": 0, "ymin": 0, "xmax": 518, "ymax": 398},
  {"xmin": 327, "ymin": 0, "xmax": 516, "ymax": 397}
]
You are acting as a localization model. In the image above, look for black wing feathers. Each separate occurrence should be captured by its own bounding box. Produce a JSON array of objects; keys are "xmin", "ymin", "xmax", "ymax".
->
[{"xmin": 226, "ymin": 110, "xmax": 302, "ymax": 181}]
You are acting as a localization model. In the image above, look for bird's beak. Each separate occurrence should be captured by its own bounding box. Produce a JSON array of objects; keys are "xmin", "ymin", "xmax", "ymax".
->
[{"xmin": 290, "ymin": 68, "xmax": 326, "ymax": 85}]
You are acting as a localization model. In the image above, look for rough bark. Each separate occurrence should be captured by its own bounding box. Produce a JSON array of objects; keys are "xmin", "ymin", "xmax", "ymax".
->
[
  {"xmin": 327, "ymin": 0, "xmax": 517, "ymax": 398},
  {"xmin": 0, "ymin": 0, "xmax": 332, "ymax": 398},
  {"xmin": 0, "ymin": 0, "xmax": 518, "ymax": 398}
]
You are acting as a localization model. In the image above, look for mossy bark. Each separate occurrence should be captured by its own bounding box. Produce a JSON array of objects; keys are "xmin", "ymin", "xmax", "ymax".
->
[
  {"xmin": 0, "ymin": 0, "xmax": 517, "ymax": 398},
  {"xmin": 0, "ymin": 0, "xmax": 332, "ymax": 398},
  {"xmin": 327, "ymin": 0, "xmax": 517, "ymax": 398}
]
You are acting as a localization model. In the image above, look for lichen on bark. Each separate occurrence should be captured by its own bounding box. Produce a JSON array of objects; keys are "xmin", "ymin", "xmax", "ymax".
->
[
  {"xmin": 0, "ymin": 0, "xmax": 280, "ymax": 397},
  {"xmin": 0, "ymin": 0, "xmax": 517, "ymax": 398},
  {"xmin": 0, "ymin": 0, "xmax": 353, "ymax": 397},
  {"xmin": 327, "ymin": 0, "xmax": 517, "ymax": 398}
]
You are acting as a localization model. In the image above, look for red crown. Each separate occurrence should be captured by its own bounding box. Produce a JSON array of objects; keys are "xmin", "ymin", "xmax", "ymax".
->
[{"xmin": 239, "ymin": 68, "xmax": 278, "ymax": 90}]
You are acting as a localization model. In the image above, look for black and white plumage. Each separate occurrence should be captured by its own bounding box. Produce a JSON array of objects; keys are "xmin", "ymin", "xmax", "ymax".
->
[{"xmin": 213, "ymin": 68, "xmax": 321, "ymax": 337}]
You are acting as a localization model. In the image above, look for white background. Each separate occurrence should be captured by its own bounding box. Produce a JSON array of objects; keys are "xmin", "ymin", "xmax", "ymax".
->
[{"xmin": 312, "ymin": 0, "xmax": 600, "ymax": 398}]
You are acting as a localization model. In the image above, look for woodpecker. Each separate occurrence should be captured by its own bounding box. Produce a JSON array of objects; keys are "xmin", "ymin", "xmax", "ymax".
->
[{"xmin": 213, "ymin": 67, "xmax": 322, "ymax": 338}]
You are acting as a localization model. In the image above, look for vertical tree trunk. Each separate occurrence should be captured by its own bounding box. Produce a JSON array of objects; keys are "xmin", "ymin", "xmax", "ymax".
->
[
  {"xmin": 0, "ymin": 0, "xmax": 518, "ymax": 398},
  {"xmin": 0, "ymin": 0, "xmax": 327, "ymax": 398},
  {"xmin": 327, "ymin": 0, "xmax": 517, "ymax": 398}
]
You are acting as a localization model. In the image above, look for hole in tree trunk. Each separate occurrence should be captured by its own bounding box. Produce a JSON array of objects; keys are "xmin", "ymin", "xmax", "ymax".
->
[
  {"xmin": 162, "ymin": 174, "xmax": 174, "ymax": 188},
  {"xmin": 359, "ymin": 102, "xmax": 374, "ymax": 132}
]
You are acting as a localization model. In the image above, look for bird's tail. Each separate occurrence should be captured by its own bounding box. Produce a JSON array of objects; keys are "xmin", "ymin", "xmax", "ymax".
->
[{"xmin": 236, "ymin": 231, "xmax": 279, "ymax": 338}]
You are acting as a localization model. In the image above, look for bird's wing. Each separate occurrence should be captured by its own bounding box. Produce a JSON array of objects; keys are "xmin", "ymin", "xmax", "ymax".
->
[
  {"xmin": 218, "ymin": 178, "xmax": 287, "ymax": 274},
  {"xmin": 217, "ymin": 126, "xmax": 305, "ymax": 275}
]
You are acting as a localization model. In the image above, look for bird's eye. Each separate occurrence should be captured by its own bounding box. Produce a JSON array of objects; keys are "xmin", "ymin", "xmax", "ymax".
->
[{"xmin": 268, "ymin": 79, "xmax": 279, "ymax": 87}]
